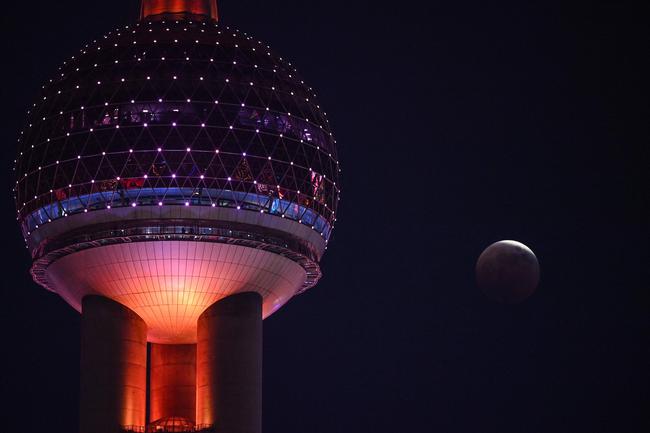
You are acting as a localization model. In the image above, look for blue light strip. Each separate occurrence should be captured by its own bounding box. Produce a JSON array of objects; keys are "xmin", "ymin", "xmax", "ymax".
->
[{"xmin": 23, "ymin": 188, "xmax": 332, "ymax": 241}]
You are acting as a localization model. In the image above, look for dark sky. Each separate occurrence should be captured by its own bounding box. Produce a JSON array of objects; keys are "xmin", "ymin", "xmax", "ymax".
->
[{"xmin": 0, "ymin": 1, "xmax": 647, "ymax": 432}]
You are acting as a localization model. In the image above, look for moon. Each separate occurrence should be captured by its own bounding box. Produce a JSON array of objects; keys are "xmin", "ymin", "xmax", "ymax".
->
[{"xmin": 476, "ymin": 240, "xmax": 540, "ymax": 304}]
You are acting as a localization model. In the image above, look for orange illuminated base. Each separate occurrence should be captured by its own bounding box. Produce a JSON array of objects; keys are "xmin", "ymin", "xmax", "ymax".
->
[
  {"xmin": 44, "ymin": 241, "xmax": 306, "ymax": 343},
  {"xmin": 141, "ymin": 0, "xmax": 218, "ymax": 21}
]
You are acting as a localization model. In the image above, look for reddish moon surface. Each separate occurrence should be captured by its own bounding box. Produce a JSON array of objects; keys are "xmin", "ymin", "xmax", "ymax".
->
[{"xmin": 476, "ymin": 240, "xmax": 540, "ymax": 304}]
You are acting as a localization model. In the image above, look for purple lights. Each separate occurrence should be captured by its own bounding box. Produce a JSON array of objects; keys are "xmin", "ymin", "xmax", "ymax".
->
[{"xmin": 15, "ymin": 20, "xmax": 339, "ymax": 244}]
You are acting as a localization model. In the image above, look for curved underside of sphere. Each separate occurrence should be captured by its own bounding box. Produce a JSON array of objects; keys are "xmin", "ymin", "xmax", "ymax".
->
[{"xmin": 44, "ymin": 241, "xmax": 306, "ymax": 343}]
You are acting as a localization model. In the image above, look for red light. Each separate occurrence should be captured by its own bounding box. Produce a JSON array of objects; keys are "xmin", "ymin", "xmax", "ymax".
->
[{"xmin": 140, "ymin": 0, "xmax": 218, "ymax": 21}]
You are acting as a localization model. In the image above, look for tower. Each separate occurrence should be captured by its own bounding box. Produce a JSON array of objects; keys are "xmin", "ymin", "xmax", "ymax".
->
[{"xmin": 13, "ymin": 1, "xmax": 340, "ymax": 432}]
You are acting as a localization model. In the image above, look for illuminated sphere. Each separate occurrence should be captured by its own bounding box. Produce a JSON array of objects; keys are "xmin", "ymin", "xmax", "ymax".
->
[
  {"xmin": 14, "ymin": 18, "xmax": 340, "ymax": 343},
  {"xmin": 476, "ymin": 240, "xmax": 540, "ymax": 304}
]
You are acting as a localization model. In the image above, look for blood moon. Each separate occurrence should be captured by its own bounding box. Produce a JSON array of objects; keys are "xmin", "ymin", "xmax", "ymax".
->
[{"xmin": 476, "ymin": 240, "xmax": 540, "ymax": 303}]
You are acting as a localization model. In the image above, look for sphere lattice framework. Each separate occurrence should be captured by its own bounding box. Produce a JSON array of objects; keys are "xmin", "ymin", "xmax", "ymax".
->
[
  {"xmin": 14, "ymin": 19, "xmax": 340, "ymax": 343},
  {"xmin": 16, "ymin": 20, "xmax": 339, "ymax": 238}
]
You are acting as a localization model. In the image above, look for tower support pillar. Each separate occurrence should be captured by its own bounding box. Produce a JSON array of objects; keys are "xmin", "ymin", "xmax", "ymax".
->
[
  {"xmin": 150, "ymin": 343, "xmax": 197, "ymax": 423},
  {"xmin": 197, "ymin": 292, "xmax": 263, "ymax": 433},
  {"xmin": 80, "ymin": 296, "xmax": 148, "ymax": 433}
]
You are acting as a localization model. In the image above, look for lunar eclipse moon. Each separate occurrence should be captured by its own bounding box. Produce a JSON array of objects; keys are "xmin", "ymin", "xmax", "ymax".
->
[{"xmin": 476, "ymin": 240, "xmax": 540, "ymax": 304}]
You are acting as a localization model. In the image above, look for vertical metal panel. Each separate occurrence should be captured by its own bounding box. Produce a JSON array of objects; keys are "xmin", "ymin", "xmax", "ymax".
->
[{"xmin": 150, "ymin": 343, "xmax": 197, "ymax": 423}]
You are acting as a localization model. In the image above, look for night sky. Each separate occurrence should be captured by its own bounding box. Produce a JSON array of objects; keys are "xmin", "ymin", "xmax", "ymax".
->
[{"xmin": 0, "ymin": 1, "xmax": 647, "ymax": 432}]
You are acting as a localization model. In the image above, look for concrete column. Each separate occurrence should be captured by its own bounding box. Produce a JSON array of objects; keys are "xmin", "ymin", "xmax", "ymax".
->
[
  {"xmin": 197, "ymin": 292, "xmax": 263, "ymax": 433},
  {"xmin": 80, "ymin": 296, "xmax": 147, "ymax": 433},
  {"xmin": 150, "ymin": 344, "xmax": 197, "ymax": 423}
]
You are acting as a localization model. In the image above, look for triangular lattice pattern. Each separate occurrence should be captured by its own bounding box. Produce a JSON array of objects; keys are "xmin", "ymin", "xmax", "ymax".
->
[{"xmin": 15, "ymin": 19, "xmax": 340, "ymax": 245}]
